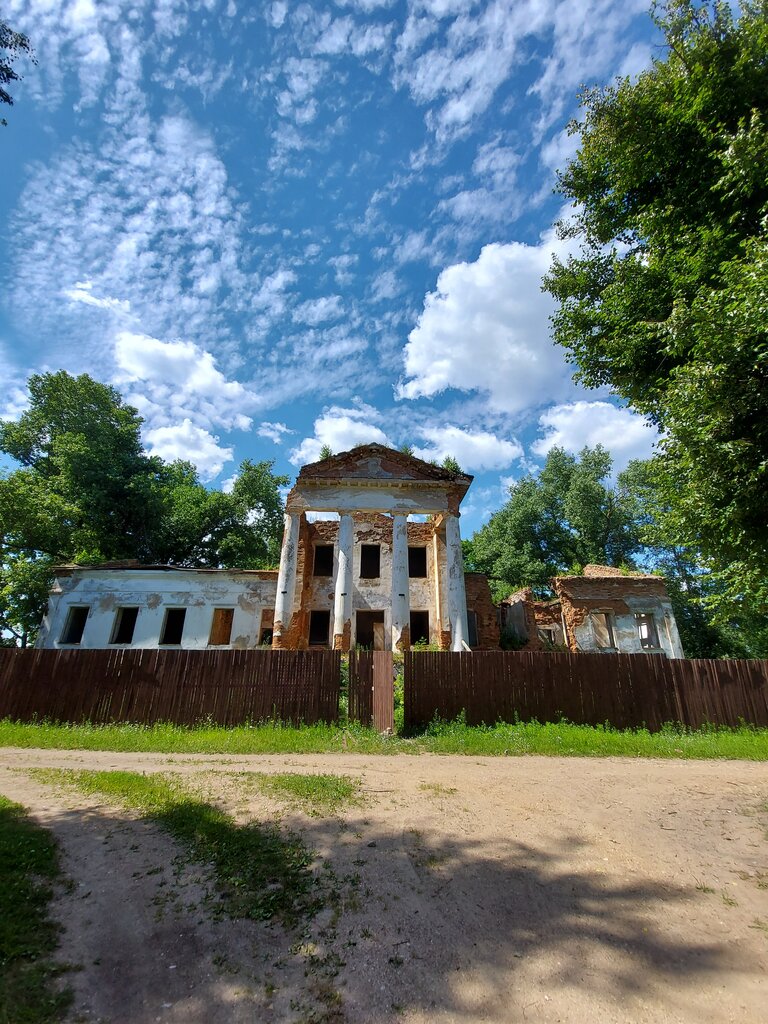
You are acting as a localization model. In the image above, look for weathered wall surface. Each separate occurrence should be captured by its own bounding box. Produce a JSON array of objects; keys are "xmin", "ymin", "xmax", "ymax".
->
[
  {"xmin": 554, "ymin": 576, "xmax": 684, "ymax": 659},
  {"xmin": 464, "ymin": 573, "xmax": 500, "ymax": 649},
  {"xmin": 292, "ymin": 515, "xmax": 441, "ymax": 648},
  {"xmin": 37, "ymin": 569, "xmax": 277, "ymax": 650}
]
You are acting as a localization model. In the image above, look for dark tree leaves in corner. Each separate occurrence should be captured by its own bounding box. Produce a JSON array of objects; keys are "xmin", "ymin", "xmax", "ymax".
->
[
  {"xmin": 544, "ymin": 0, "xmax": 768, "ymax": 613},
  {"xmin": 0, "ymin": 372, "xmax": 288, "ymax": 645},
  {"xmin": 0, "ymin": 19, "xmax": 34, "ymax": 126}
]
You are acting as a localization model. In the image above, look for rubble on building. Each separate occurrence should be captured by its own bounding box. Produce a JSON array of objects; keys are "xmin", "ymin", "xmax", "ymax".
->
[{"xmin": 499, "ymin": 565, "xmax": 684, "ymax": 659}]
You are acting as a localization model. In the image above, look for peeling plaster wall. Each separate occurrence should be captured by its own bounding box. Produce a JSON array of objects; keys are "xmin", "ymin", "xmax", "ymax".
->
[
  {"xmin": 291, "ymin": 515, "xmax": 445, "ymax": 648},
  {"xmin": 36, "ymin": 569, "xmax": 277, "ymax": 650},
  {"xmin": 554, "ymin": 576, "xmax": 684, "ymax": 659}
]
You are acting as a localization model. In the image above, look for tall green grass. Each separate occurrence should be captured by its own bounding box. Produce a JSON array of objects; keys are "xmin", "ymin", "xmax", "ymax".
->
[
  {"xmin": 2, "ymin": 716, "xmax": 768, "ymax": 759},
  {"xmin": 0, "ymin": 796, "xmax": 73, "ymax": 1022}
]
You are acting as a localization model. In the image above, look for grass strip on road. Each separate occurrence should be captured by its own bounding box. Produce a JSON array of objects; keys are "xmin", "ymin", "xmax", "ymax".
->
[
  {"xmin": 3, "ymin": 718, "xmax": 768, "ymax": 759},
  {"xmin": 0, "ymin": 796, "xmax": 72, "ymax": 1024},
  {"xmin": 32, "ymin": 770, "xmax": 324, "ymax": 928}
]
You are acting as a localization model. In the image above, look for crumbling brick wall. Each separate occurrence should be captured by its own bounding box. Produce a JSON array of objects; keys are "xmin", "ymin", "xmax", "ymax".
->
[{"xmin": 464, "ymin": 573, "xmax": 500, "ymax": 649}]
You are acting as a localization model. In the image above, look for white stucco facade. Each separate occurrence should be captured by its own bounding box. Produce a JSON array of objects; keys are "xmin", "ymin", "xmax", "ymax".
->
[{"xmin": 36, "ymin": 567, "xmax": 277, "ymax": 650}]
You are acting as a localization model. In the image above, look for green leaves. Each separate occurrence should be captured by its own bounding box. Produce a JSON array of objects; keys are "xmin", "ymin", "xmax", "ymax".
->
[
  {"xmin": 0, "ymin": 372, "xmax": 289, "ymax": 644},
  {"xmin": 545, "ymin": 0, "xmax": 768, "ymax": 611},
  {"xmin": 465, "ymin": 445, "xmax": 642, "ymax": 599}
]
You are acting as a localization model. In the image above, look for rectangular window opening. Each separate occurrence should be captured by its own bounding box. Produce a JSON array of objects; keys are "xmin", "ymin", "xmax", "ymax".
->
[
  {"xmin": 313, "ymin": 544, "xmax": 334, "ymax": 577},
  {"xmin": 360, "ymin": 544, "xmax": 380, "ymax": 579},
  {"xmin": 466, "ymin": 610, "xmax": 479, "ymax": 648},
  {"xmin": 591, "ymin": 612, "xmax": 616, "ymax": 650},
  {"xmin": 60, "ymin": 606, "xmax": 89, "ymax": 645},
  {"xmin": 259, "ymin": 628, "xmax": 273, "ymax": 647},
  {"xmin": 308, "ymin": 609, "xmax": 331, "ymax": 647},
  {"xmin": 110, "ymin": 607, "xmax": 139, "ymax": 645},
  {"xmin": 635, "ymin": 612, "xmax": 660, "ymax": 649},
  {"xmin": 410, "ymin": 610, "xmax": 430, "ymax": 646},
  {"xmin": 408, "ymin": 546, "xmax": 428, "ymax": 578},
  {"xmin": 209, "ymin": 607, "xmax": 234, "ymax": 646},
  {"xmin": 160, "ymin": 608, "xmax": 186, "ymax": 646}
]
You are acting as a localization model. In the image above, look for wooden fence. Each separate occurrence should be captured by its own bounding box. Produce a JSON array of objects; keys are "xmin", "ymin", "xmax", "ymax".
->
[
  {"xmin": 403, "ymin": 650, "xmax": 768, "ymax": 732},
  {"xmin": 0, "ymin": 648, "xmax": 341, "ymax": 727},
  {"xmin": 348, "ymin": 651, "xmax": 394, "ymax": 732}
]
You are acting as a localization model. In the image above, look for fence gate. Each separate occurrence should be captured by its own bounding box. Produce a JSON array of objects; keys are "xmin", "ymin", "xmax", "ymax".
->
[{"xmin": 349, "ymin": 651, "xmax": 394, "ymax": 732}]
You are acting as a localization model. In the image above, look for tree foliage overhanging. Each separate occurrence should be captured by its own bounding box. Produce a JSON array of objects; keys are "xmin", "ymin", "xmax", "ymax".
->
[
  {"xmin": 0, "ymin": 18, "xmax": 34, "ymax": 126},
  {"xmin": 0, "ymin": 372, "xmax": 288, "ymax": 646},
  {"xmin": 543, "ymin": 0, "xmax": 768, "ymax": 611}
]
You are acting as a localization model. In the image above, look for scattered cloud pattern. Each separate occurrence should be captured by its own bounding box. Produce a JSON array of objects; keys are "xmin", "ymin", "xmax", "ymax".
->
[{"xmin": 0, "ymin": 0, "xmax": 661, "ymax": 531}]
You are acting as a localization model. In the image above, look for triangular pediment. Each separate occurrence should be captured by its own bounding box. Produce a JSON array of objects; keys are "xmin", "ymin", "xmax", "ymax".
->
[{"xmin": 297, "ymin": 443, "xmax": 472, "ymax": 486}]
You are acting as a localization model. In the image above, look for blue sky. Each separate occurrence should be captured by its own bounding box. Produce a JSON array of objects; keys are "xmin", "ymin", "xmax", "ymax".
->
[{"xmin": 2, "ymin": 0, "xmax": 663, "ymax": 536}]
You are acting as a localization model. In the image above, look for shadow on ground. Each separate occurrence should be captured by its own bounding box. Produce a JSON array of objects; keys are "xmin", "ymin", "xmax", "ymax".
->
[{"xmin": 15, "ymin": 788, "xmax": 762, "ymax": 1024}]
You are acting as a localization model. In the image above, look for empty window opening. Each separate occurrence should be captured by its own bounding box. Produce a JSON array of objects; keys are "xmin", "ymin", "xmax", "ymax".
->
[
  {"xmin": 466, "ymin": 610, "xmax": 479, "ymax": 648},
  {"xmin": 360, "ymin": 544, "xmax": 380, "ymax": 579},
  {"xmin": 308, "ymin": 610, "xmax": 331, "ymax": 647},
  {"xmin": 537, "ymin": 626, "xmax": 556, "ymax": 647},
  {"xmin": 209, "ymin": 608, "xmax": 234, "ymax": 646},
  {"xmin": 410, "ymin": 610, "xmax": 430, "ymax": 646},
  {"xmin": 60, "ymin": 606, "xmax": 89, "ymax": 645},
  {"xmin": 356, "ymin": 610, "xmax": 385, "ymax": 649},
  {"xmin": 591, "ymin": 612, "xmax": 616, "ymax": 650},
  {"xmin": 160, "ymin": 608, "xmax": 186, "ymax": 646},
  {"xmin": 110, "ymin": 607, "xmax": 139, "ymax": 645},
  {"xmin": 408, "ymin": 546, "xmax": 427, "ymax": 578},
  {"xmin": 259, "ymin": 628, "xmax": 273, "ymax": 647},
  {"xmin": 313, "ymin": 545, "xmax": 334, "ymax": 577},
  {"xmin": 636, "ymin": 613, "xmax": 660, "ymax": 649}
]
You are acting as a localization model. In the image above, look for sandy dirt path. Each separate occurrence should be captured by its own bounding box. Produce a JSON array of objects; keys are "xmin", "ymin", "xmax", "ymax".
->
[{"xmin": 1, "ymin": 748, "xmax": 766, "ymax": 1024}]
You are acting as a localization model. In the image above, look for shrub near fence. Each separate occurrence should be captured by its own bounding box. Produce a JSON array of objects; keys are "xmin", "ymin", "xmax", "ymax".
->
[
  {"xmin": 404, "ymin": 650, "xmax": 768, "ymax": 733},
  {"xmin": 0, "ymin": 648, "xmax": 341, "ymax": 727}
]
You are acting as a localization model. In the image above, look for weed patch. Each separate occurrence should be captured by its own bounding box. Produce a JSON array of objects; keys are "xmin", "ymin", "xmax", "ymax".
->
[
  {"xmin": 248, "ymin": 773, "xmax": 363, "ymax": 816},
  {"xmin": 0, "ymin": 796, "xmax": 73, "ymax": 1023}
]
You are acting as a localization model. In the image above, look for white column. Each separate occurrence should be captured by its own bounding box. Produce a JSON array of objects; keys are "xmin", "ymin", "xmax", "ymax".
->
[
  {"xmin": 333, "ymin": 513, "xmax": 354, "ymax": 650},
  {"xmin": 272, "ymin": 511, "xmax": 300, "ymax": 647},
  {"xmin": 391, "ymin": 513, "xmax": 410, "ymax": 651},
  {"xmin": 445, "ymin": 513, "xmax": 469, "ymax": 651}
]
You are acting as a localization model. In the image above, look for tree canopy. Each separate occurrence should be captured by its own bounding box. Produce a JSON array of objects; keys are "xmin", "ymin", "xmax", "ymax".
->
[
  {"xmin": 0, "ymin": 372, "xmax": 288, "ymax": 645},
  {"xmin": 544, "ymin": 0, "xmax": 768, "ymax": 611},
  {"xmin": 464, "ymin": 446, "xmax": 642, "ymax": 599}
]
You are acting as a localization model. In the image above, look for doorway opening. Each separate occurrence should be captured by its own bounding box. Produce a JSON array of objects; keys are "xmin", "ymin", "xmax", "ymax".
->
[{"xmin": 356, "ymin": 610, "xmax": 385, "ymax": 650}]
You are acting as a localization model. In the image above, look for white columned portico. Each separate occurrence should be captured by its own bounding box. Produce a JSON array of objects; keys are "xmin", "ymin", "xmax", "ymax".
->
[
  {"xmin": 273, "ymin": 511, "xmax": 300, "ymax": 648},
  {"xmin": 391, "ymin": 513, "xmax": 410, "ymax": 651},
  {"xmin": 444, "ymin": 513, "xmax": 469, "ymax": 651},
  {"xmin": 333, "ymin": 513, "xmax": 354, "ymax": 650}
]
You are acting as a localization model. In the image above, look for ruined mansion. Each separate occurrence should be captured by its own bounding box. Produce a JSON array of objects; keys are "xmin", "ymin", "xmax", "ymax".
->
[{"xmin": 36, "ymin": 444, "xmax": 683, "ymax": 658}]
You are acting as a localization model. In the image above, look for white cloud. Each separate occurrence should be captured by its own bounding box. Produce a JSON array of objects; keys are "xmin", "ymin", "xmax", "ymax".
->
[
  {"xmin": 143, "ymin": 419, "xmax": 233, "ymax": 480},
  {"xmin": 257, "ymin": 421, "xmax": 294, "ymax": 444},
  {"xmin": 11, "ymin": 107, "xmax": 247, "ymax": 371},
  {"xmin": 531, "ymin": 401, "xmax": 659, "ymax": 471},
  {"xmin": 398, "ymin": 231, "xmax": 575, "ymax": 413},
  {"xmin": 63, "ymin": 280, "xmax": 131, "ymax": 314},
  {"xmin": 289, "ymin": 402, "xmax": 390, "ymax": 465},
  {"xmin": 413, "ymin": 425, "xmax": 523, "ymax": 471},
  {"xmin": 292, "ymin": 295, "xmax": 344, "ymax": 325},
  {"xmin": 371, "ymin": 269, "xmax": 401, "ymax": 301}
]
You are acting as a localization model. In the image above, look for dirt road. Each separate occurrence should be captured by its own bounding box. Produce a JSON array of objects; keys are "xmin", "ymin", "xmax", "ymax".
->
[{"xmin": 1, "ymin": 748, "xmax": 766, "ymax": 1024}]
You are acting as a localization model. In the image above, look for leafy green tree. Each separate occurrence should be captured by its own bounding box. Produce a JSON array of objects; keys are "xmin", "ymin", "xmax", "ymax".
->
[
  {"xmin": 465, "ymin": 446, "xmax": 641, "ymax": 599},
  {"xmin": 0, "ymin": 372, "xmax": 288, "ymax": 644},
  {"xmin": 441, "ymin": 455, "xmax": 462, "ymax": 473},
  {"xmin": 544, "ymin": 0, "xmax": 768, "ymax": 611},
  {"xmin": 1, "ymin": 19, "xmax": 34, "ymax": 126},
  {"xmin": 318, "ymin": 444, "xmax": 333, "ymax": 460}
]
